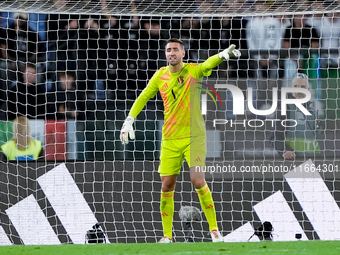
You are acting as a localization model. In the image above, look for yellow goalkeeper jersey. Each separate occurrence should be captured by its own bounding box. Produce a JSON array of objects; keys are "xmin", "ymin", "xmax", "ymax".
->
[{"xmin": 129, "ymin": 54, "xmax": 223, "ymax": 140}]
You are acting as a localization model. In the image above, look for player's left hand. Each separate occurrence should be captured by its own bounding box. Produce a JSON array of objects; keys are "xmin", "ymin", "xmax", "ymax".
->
[
  {"xmin": 218, "ymin": 44, "xmax": 241, "ymax": 59},
  {"xmin": 120, "ymin": 116, "xmax": 135, "ymax": 145}
]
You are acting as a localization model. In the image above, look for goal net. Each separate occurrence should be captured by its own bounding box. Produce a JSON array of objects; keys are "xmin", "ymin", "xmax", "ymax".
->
[{"xmin": 0, "ymin": 0, "xmax": 340, "ymax": 245}]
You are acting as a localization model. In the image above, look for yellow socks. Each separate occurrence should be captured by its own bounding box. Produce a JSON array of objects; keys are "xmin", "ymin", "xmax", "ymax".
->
[
  {"xmin": 196, "ymin": 184, "xmax": 218, "ymax": 231},
  {"xmin": 160, "ymin": 190, "xmax": 175, "ymax": 239},
  {"xmin": 160, "ymin": 185, "xmax": 217, "ymax": 239}
]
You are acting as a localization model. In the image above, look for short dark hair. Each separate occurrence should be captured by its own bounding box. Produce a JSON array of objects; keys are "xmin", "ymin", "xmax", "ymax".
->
[
  {"xmin": 166, "ymin": 38, "xmax": 184, "ymax": 50},
  {"xmin": 58, "ymin": 70, "xmax": 76, "ymax": 80}
]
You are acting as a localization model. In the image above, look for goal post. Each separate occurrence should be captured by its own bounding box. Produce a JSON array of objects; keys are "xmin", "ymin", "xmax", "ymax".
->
[{"xmin": 0, "ymin": 0, "xmax": 340, "ymax": 245}]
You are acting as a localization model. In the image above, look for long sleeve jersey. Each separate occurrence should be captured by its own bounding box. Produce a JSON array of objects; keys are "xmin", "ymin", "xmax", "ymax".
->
[{"xmin": 129, "ymin": 54, "xmax": 223, "ymax": 140}]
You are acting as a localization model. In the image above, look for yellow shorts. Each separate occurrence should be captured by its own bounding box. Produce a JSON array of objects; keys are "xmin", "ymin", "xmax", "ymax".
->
[{"xmin": 158, "ymin": 136, "xmax": 207, "ymax": 176}]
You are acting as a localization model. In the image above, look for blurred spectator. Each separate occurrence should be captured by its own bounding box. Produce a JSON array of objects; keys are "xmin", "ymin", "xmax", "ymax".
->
[
  {"xmin": 98, "ymin": 13, "xmax": 119, "ymax": 82},
  {"xmin": 246, "ymin": 11, "xmax": 286, "ymax": 111},
  {"xmin": 283, "ymin": 13, "xmax": 319, "ymax": 49},
  {"xmin": 181, "ymin": 17, "xmax": 210, "ymax": 61},
  {"xmin": 0, "ymin": 24, "xmax": 8, "ymax": 100},
  {"xmin": 100, "ymin": 12, "xmax": 140, "ymax": 99},
  {"xmin": 0, "ymin": 12, "xmax": 44, "ymax": 92},
  {"xmin": 283, "ymin": 13, "xmax": 319, "ymax": 79},
  {"xmin": 310, "ymin": 12, "xmax": 340, "ymax": 68},
  {"xmin": 75, "ymin": 13, "xmax": 102, "ymax": 99},
  {"xmin": 0, "ymin": 12, "xmax": 47, "ymax": 67},
  {"xmin": 4, "ymin": 63, "xmax": 46, "ymax": 120},
  {"xmin": 275, "ymin": 8, "xmax": 291, "ymax": 41},
  {"xmin": 5, "ymin": 13, "xmax": 43, "ymax": 65},
  {"xmin": 0, "ymin": 116, "xmax": 43, "ymax": 160},
  {"xmin": 46, "ymin": 71, "xmax": 80, "ymax": 120},
  {"xmin": 27, "ymin": 13, "xmax": 47, "ymax": 41},
  {"xmin": 211, "ymin": 16, "xmax": 248, "ymax": 78},
  {"xmin": 211, "ymin": 16, "xmax": 248, "ymax": 54},
  {"xmin": 1, "ymin": 12, "xmax": 47, "ymax": 40},
  {"xmin": 274, "ymin": 7, "xmax": 291, "ymax": 82},
  {"xmin": 47, "ymin": 0, "xmax": 84, "ymax": 72},
  {"xmin": 77, "ymin": 13, "xmax": 100, "ymax": 75},
  {"xmin": 270, "ymin": 73, "xmax": 321, "ymax": 160},
  {"xmin": 214, "ymin": 0, "xmax": 249, "ymax": 51},
  {"xmin": 180, "ymin": 17, "xmax": 197, "ymax": 59},
  {"xmin": 48, "ymin": 9, "xmax": 102, "ymax": 99},
  {"xmin": 98, "ymin": 12, "xmax": 131, "ymax": 96},
  {"xmin": 138, "ymin": 17, "xmax": 168, "ymax": 82},
  {"xmin": 305, "ymin": 0, "xmax": 324, "ymax": 32},
  {"xmin": 246, "ymin": 14, "xmax": 284, "ymax": 79},
  {"xmin": 47, "ymin": 12, "xmax": 80, "ymax": 72}
]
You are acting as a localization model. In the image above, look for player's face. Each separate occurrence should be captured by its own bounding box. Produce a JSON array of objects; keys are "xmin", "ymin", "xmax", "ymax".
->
[
  {"xmin": 165, "ymin": 42, "xmax": 185, "ymax": 66},
  {"xmin": 292, "ymin": 79, "xmax": 309, "ymax": 99}
]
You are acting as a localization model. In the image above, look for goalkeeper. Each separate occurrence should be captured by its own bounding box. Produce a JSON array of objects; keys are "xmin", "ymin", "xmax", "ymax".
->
[{"xmin": 120, "ymin": 38, "xmax": 241, "ymax": 243}]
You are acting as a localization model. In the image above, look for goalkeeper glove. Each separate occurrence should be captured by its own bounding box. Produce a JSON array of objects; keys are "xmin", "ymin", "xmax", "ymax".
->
[
  {"xmin": 218, "ymin": 44, "xmax": 241, "ymax": 60},
  {"xmin": 120, "ymin": 116, "xmax": 135, "ymax": 145}
]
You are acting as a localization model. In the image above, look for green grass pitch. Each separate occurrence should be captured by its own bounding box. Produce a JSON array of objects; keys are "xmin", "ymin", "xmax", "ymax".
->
[{"xmin": 1, "ymin": 241, "xmax": 339, "ymax": 255}]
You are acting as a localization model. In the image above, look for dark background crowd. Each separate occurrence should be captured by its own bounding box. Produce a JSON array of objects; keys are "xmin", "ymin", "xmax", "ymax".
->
[{"xmin": 0, "ymin": 0, "xmax": 338, "ymax": 121}]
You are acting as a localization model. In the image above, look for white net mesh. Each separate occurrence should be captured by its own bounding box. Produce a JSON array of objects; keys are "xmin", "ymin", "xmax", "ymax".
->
[
  {"xmin": 0, "ymin": 0, "xmax": 340, "ymax": 245},
  {"xmin": 1, "ymin": 0, "xmax": 340, "ymax": 16}
]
